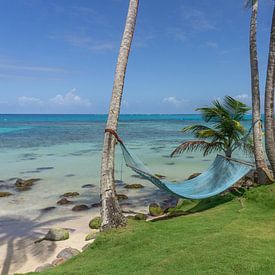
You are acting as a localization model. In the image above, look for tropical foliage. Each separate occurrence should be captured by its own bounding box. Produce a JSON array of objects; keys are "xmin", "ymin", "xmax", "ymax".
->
[{"xmin": 171, "ymin": 96, "xmax": 253, "ymax": 158}]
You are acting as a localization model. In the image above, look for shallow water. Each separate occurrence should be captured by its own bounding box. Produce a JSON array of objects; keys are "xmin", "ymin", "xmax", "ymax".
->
[{"xmin": 0, "ymin": 114, "xmax": 253, "ymax": 219}]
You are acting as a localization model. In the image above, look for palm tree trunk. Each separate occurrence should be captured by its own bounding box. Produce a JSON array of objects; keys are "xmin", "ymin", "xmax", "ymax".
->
[
  {"xmin": 264, "ymin": 5, "xmax": 275, "ymax": 177},
  {"xmin": 100, "ymin": 0, "xmax": 139, "ymax": 230},
  {"xmin": 249, "ymin": 0, "xmax": 273, "ymax": 183}
]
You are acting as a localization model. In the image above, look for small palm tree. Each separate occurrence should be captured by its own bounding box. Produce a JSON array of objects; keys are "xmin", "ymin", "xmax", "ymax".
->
[{"xmin": 171, "ymin": 96, "xmax": 253, "ymax": 158}]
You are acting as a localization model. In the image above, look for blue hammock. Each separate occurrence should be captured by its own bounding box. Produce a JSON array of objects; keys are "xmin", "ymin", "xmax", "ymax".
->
[{"xmin": 107, "ymin": 130, "xmax": 254, "ymax": 200}]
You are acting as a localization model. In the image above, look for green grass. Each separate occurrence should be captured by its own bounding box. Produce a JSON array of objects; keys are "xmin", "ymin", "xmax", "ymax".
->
[{"xmin": 28, "ymin": 185, "xmax": 275, "ymax": 275}]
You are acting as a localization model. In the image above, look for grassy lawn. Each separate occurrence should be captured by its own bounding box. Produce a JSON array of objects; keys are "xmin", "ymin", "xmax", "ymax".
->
[{"xmin": 27, "ymin": 185, "xmax": 275, "ymax": 275}]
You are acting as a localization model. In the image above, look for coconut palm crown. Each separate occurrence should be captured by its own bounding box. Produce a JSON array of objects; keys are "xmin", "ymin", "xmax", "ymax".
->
[{"xmin": 171, "ymin": 96, "xmax": 253, "ymax": 158}]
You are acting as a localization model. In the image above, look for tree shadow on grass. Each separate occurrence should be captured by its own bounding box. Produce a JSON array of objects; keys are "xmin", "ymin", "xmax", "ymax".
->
[
  {"xmin": 187, "ymin": 193, "xmax": 236, "ymax": 214},
  {"xmin": 151, "ymin": 193, "xmax": 237, "ymax": 222},
  {"xmin": 0, "ymin": 212, "xmax": 77, "ymax": 275}
]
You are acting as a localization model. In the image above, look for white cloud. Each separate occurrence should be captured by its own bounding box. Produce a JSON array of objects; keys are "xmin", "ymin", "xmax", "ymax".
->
[
  {"xmin": 0, "ymin": 64, "xmax": 68, "ymax": 73},
  {"xmin": 181, "ymin": 7, "xmax": 216, "ymax": 31},
  {"xmin": 18, "ymin": 96, "xmax": 44, "ymax": 106},
  {"xmin": 17, "ymin": 90, "xmax": 91, "ymax": 110},
  {"xmin": 168, "ymin": 7, "xmax": 217, "ymax": 44},
  {"xmin": 166, "ymin": 28, "xmax": 187, "ymax": 42},
  {"xmin": 162, "ymin": 96, "xmax": 187, "ymax": 107},
  {"xmin": 50, "ymin": 89, "xmax": 91, "ymax": 107},
  {"xmin": 51, "ymin": 34, "xmax": 115, "ymax": 52}
]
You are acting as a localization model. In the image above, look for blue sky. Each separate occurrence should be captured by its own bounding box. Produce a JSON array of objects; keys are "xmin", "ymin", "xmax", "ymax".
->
[{"xmin": 0, "ymin": 0, "xmax": 273, "ymax": 114}]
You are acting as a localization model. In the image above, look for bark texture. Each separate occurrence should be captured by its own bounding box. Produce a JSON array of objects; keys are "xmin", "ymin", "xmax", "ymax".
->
[
  {"xmin": 249, "ymin": 1, "xmax": 273, "ymax": 183},
  {"xmin": 100, "ymin": 0, "xmax": 139, "ymax": 230},
  {"xmin": 264, "ymin": 5, "xmax": 275, "ymax": 177}
]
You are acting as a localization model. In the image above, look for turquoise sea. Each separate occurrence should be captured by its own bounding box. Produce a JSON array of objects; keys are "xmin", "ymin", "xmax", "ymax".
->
[{"xmin": 0, "ymin": 114, "xmax": 252, "ymax": 220}]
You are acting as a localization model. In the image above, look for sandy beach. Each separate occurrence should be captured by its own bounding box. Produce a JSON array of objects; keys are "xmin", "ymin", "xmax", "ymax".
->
[
  {"xmin": 0, "ymin": 202, "xmax": 151, "ymax": 275},
  {"xmin": 0, "ymin": 213, "xmax": 94, "ymax": 274},
  {"xmin": 0, "ymin": 178, "xmax": 173, "ymax": 275}
]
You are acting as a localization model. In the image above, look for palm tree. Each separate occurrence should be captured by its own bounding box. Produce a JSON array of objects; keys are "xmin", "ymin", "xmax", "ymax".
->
[
  {"xmin": 246, "ymin": 0, "xmax": 273, "ymax": 183},
  {"xmin": 171, "ymin": 96, "xmax": 253, "ymax": 158},
  {"xmin": 100, "ymin": 0, "xmax": 139, "ymax": 230},
  {"xmin": 264, "ymin": 4, "xmax": 275, "ymax": 177}
]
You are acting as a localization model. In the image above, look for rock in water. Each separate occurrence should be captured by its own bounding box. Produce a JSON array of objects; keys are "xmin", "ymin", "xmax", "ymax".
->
[
  {"xmin": 187, "ymin": 173, "xmax": 201, "ymax": 180},
  {"xmin": 56, "ymin": 247, "xmax": 80, "ymax": 260},
  {"xmin": 15, "ymin": 178, "xmax": 41, "ymax": 190},
  {"xmin": 35, "ymin": 228, "xmax": 69, "ymax": 242},
  {"xmin": 82, "ymin": 184, "xmax": 96, "ymax": 188},
  {"xmin": 61, "ymin": 192, "xmax": 80, "ymax": 198},
  {"xmin": 149, "ymin": 203, "xmax": 164, "ymax": 217},
  {"xmin": 41, "ymin": 206, "xmax": 56, "ymax": 213},
  {"xmin": 35, "ymin": 263, "xmax": 53, "ymax": 272},
  {"xmin": 0, "ymin": 192, "xmax": 12, "ymax": 197},
  {"xmin": 124, "ymin": 183, "xmax": 144, "ymax": 189},
  {"xmin": 116, "ymin": 194, "xmax": 128, "ymax": 201},
  {"xmin": 57, "ymin": 198, "xmax": 72, "ymax": 205},
  {"xmin": 89, "ymin": 217, "xmax": 102, "ymax": 229},
  {"xmin": 91, "ymin": 202, "xmax": 101, "ymax": 208},
  {"xmin": 72, "ymin": 204, "xmax": 89, "ymax": 211}
]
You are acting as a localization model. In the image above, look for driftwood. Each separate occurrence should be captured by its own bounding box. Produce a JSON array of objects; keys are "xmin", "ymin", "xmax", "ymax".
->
[
  {"xmin": 148, "ymin": 211, "xmax": 190, "ymax": 222},
  {"xmin": 122, "ymin": 209, "xmax": 143, "ymax": 215}
]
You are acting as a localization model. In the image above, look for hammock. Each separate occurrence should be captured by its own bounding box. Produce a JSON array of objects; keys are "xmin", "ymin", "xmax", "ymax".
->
[{"xmin": 106, "ymin": 129, "xmax": 254, "ymax": 200}]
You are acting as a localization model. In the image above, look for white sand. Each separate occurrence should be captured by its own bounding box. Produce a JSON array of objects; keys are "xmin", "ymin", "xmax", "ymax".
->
[
  {"xmin": 0, "ymin": 212, "xmax": 97, "ymax": 275},
  {"xmin": 0, "ymin": 203, "xmax": 148, "ymax": 275}
]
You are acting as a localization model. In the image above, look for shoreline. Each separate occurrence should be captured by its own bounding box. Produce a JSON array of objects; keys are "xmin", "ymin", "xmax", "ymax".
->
[
  {"xmin": 0, "ymin": 211, "xmax": 96, "ymax": 275},
  {"xmin": 0, "ymin": 185, "xmax": 168, "ymax": 275},
  {"xmin": 0, "ymin": 204, "xmax": 150, "ymax": 275}
]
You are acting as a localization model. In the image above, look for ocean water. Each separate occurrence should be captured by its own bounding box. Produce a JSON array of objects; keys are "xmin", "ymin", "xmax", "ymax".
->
[{"xmin": 0, "ymin": 114, "xmax": 252, "ymax": 219}]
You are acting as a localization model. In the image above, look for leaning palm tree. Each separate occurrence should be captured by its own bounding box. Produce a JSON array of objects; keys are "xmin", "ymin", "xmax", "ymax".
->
[
  {"xmin": 100, "ymin": 0, "xmax": 139, "ymax": 230},
  {"xmin": 171, "ymin": 96, "xmax": 253, "ymax": 158},
  {"xmin": 264, "ymin": 3, "xmax": 275, "ymax": 177},
  {"xmin": 246, "ymin": 0, "xmax": 273, "ymax": 183}
]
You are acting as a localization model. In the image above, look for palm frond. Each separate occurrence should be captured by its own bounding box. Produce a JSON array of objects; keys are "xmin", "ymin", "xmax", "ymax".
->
[
  {"xmin": 197, "ymin": 100, "xmax": 230, "ymax": 122},
  {"xmin": 196, "ymin": 129, "xmax": 224, "ymax": 139},
  {"xmin": 176, "ymin": 96, "xmax": 251, "ymax": 158},
  {"xmin": 181, "ymin": 124, "xmax": 225, "ymax": 141},
  {"xmin": 181, "ymin": 125, "xmax": 211, "ymax": 134},
  {"xmin": 239, "ymin": 142, "xmax": 254, "ymax": 157},
  {"xmin": 236, "ymin": 134, "xmax": 254, "ymax": 156},
  {"xmin": 202, "ymin": 142, "xmax": 224, "ymax": 156},
  {"xmin": 223, "ymin": 96, "xmax": 250, "ymax": 120},
  {"xmin": 244, "ymin": 0, "xmax": 257, "ymax": 9},
  {"xmin": 171, "ymin": 140, "xmax": 223, "ymax": 157}
]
